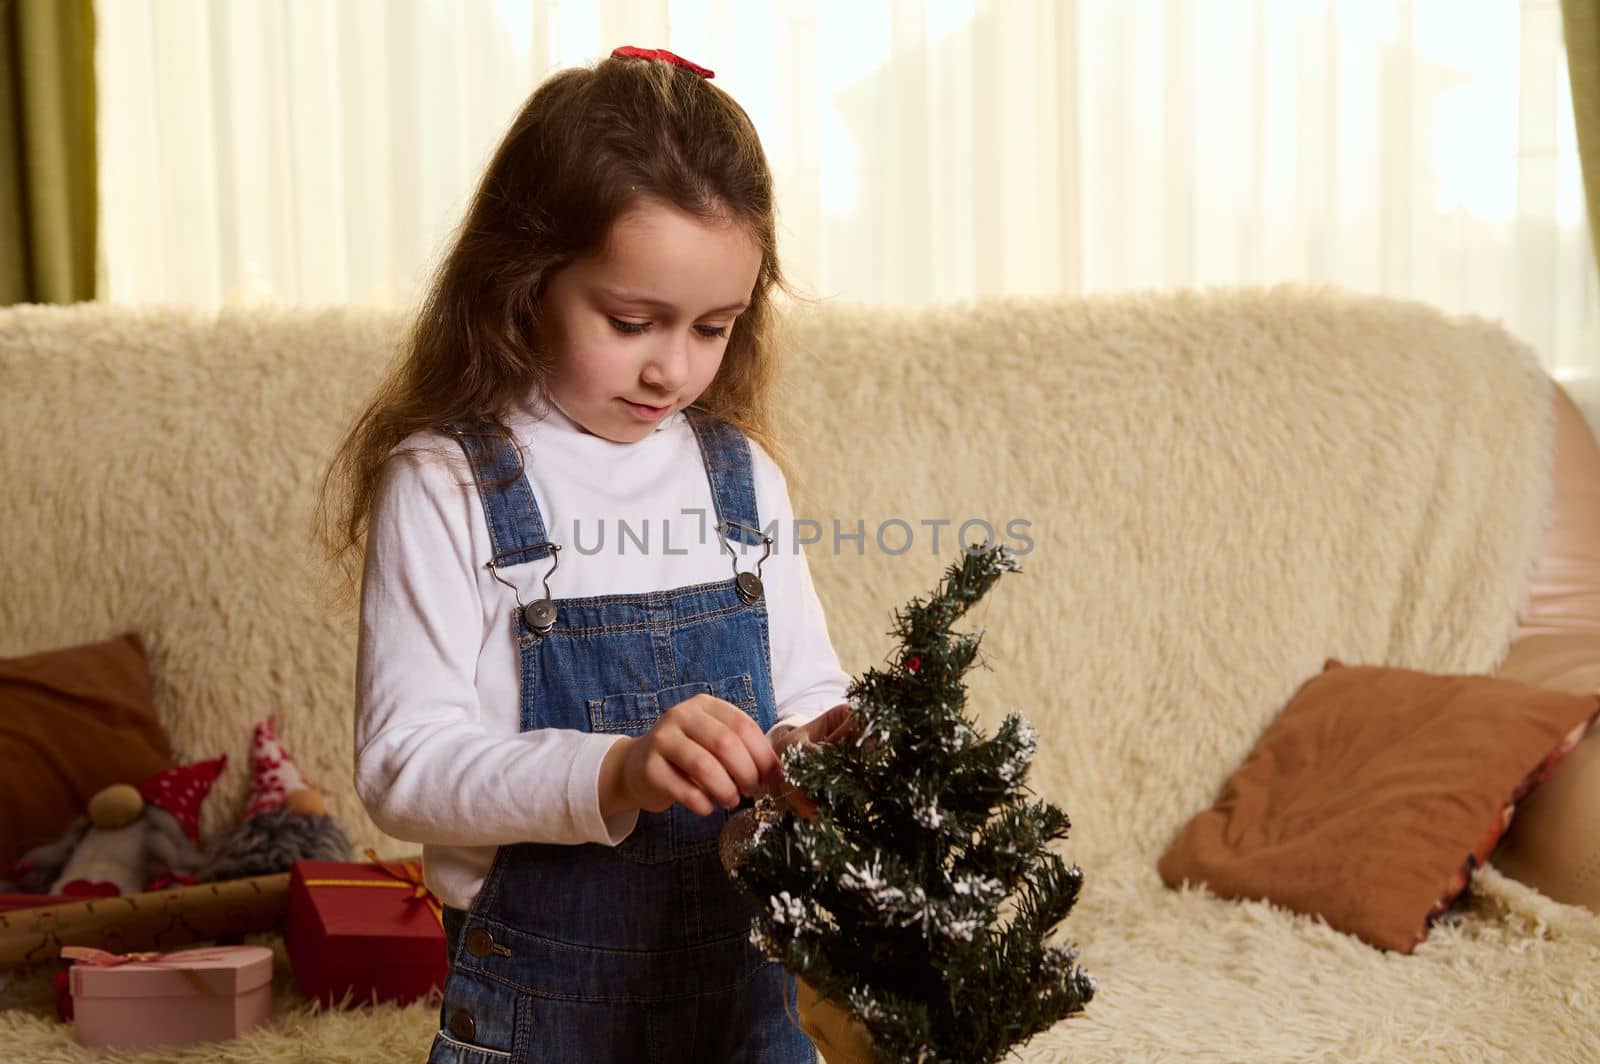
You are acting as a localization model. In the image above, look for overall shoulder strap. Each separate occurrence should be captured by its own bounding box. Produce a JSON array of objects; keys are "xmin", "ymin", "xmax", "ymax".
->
[
  {"xmin": 443, "ymin": 418, "xmax": 556, "ymax": 568},
  {"xmin": 682, "ymin": 406, "xmax": 765, "ymax": 547}
]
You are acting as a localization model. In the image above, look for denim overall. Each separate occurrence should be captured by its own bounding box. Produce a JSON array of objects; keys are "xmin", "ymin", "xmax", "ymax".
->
[{"xmin": 426, "ymin": 407, "xmax": 816, "ymax": 1064}]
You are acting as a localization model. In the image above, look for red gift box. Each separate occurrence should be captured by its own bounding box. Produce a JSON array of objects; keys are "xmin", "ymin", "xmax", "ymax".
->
[{"xmin": 284, "ymin": 851, "xmax": 447, "ymax": 1007}]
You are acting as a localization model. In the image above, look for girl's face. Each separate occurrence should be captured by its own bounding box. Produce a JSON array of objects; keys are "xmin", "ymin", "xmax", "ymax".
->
[{"xmin": 536, "ymin": 199, "xmax": 763, "ymax": 444}]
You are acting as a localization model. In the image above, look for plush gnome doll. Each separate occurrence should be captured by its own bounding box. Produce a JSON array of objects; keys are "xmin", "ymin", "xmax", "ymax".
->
[
  {"xmin": 198, "ymin": 716, "xmax": 351, "ymax": 880},
  {"xmin": 14, "ymin": 757, "xmax": 227, "ymax": 896}
]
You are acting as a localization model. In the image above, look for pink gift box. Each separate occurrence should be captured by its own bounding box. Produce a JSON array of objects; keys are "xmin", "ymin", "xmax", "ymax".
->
[{"xmin": 67, "ymin": 945, "xmax": 274, "ymax": 1050}]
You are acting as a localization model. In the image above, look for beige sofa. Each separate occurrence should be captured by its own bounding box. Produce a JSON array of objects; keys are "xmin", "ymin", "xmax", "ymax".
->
[{"xmin": 3, "ymin": 286, "xmax": 1599, "ymax": 1062}]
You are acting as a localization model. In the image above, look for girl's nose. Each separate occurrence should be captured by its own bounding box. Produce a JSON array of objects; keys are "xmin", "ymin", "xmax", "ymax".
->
[{"xmin": 640, "ymin": 334, "xmax": 690, "ymax": 392}]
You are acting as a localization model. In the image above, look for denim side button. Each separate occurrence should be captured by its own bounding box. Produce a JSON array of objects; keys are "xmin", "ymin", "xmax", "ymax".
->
[
  {"xmin": 465, "ymin": 928, "xmax": 494, "ymax": 958},
  {"xmin": 450, "ymin": 1010, "xmax": 477, "ymax": 1042}
]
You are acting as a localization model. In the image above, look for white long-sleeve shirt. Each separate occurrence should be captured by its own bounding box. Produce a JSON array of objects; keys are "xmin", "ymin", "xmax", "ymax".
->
[{"xmin": 354, "ymin": 396, "xmax": 852, "ymax": 909}]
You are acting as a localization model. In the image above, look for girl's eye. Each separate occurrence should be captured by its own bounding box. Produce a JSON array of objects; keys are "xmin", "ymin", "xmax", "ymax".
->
[{"xmin": 608, "ymin": 316, "xmax": 730, "ymax": 340}]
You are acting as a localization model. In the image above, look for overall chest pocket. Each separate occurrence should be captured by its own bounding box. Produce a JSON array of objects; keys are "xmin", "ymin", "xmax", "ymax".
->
[
  {"xmin": 588, "ymin": 673, "xmax": 760, "ymax": 865},
  {"xmin": 587, "ymin": 673, "xmax": 758, "ymax": 735}
]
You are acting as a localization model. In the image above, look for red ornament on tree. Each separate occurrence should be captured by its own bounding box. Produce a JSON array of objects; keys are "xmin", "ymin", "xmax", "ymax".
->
[{"xmin": 907, "ymin": 655, "xmax": 922, "ymax": 672}]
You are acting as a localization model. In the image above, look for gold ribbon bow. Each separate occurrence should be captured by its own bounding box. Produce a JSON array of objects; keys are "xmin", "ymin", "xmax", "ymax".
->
[{"xmin": 300, "ymin": 848, "xmax": 443, "ymax": 927}]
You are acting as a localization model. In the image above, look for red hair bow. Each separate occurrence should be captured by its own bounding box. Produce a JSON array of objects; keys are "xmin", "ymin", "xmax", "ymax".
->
[{"xmin": 611, "ymin": 46, "xmax": 714, "ymax": 79}]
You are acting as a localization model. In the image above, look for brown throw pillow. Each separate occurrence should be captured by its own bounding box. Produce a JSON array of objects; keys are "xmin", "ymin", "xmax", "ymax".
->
[
  {"xmin": 1158, "ymin": 659, "xmax": 1600, "ymax": 952},
  {"xmin": 0, "ymin": 634, "xmax": 174, "ymax": 875}
]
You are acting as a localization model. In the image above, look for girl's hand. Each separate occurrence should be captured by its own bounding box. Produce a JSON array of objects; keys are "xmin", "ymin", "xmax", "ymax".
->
[
  {"xmin": 601, "ymin": 694, "xmax": 781, "ymax": 818},
  {"xmin": 770, "ymin": 702, "xmax": 859, "ymax": 820}
]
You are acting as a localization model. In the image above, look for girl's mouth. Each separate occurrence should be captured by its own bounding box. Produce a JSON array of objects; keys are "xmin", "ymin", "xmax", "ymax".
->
[{"xmin": 622, "ymin": 398, "xmax": 672, "ymax": 421}]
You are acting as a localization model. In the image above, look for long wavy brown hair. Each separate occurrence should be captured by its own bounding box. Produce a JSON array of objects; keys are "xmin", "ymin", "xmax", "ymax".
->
[{"xmin": 316, "ymin": 55, "xmax": 800, "ymax": 608}]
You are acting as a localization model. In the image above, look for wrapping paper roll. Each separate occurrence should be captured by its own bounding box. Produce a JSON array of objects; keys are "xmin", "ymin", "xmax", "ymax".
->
[{"xmin": 0, "ymin": 874, "xmax": 289, "ymax": 969}]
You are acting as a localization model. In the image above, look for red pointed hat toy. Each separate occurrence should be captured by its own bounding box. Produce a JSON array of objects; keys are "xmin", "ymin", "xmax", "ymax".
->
[
  {"xmin": 193, "ymin": 716, "xmax": 352, "ymax": 882},
  {"xmin": 242, "ymin": 714, "xmax": 315, "ymax": 820},
  {"xmin": 13, "ymin": 756, "xmax": 225, "ymax": 898},
  {"xmin": 136, "ymin": 756, "xmax": 228, "ymax": 845},
  {"xmin": 612, "ymin": 45, "xmax": 714, "ymax": 79}
]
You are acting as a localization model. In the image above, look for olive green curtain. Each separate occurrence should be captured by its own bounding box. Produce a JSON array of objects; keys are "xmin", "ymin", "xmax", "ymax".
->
[
  {"xmin": 0, "ymin": 0, "xmax": 96, "ymax": 305},
  {"xmin": 1565, "ymin": 0, "xmax": 1600, "ymax": 273}
]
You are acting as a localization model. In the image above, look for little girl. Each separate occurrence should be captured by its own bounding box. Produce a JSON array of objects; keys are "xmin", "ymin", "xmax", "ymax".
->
[{"xmin": 321, "ymin": 48, "xmax": 853, "ymax": 1063}]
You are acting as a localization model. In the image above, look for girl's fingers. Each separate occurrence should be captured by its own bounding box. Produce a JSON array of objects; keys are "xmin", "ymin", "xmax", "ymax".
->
[
  {"xmin": 807, "ymin": 703, "xmax": 856, "ymax": 744},
  {"xmin": 766, "ymin": 704, "xmax": 854, "ymax": 822},
  {"xmin": 660, "ymin": 727, "xmax": 744, "ymax": 811},
  {"xmin": 675, "ymin": 710, "xmax": 761, "ymax": 800},
  {"xmin": 644, "ymin": 752, "xmax": 717, "ymax": 817},
  {"xmin": 699, "ymin": 698, "xmax": 782, "ymax": 787},
  {"xmin": 656, "ymin": 752, "xmax": 720, "ymax": 816}
]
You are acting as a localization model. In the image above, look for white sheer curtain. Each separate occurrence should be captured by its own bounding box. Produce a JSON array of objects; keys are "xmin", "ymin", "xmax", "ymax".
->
[{"xmin": 97, "ymin": 0, "xmax": 1597, "ymax": 380}]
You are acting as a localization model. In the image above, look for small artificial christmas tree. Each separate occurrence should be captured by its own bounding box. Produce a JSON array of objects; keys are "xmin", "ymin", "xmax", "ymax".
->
[{"xmin": 721, "ymin": 544, "xmax": 1095, "ymax": 1063}]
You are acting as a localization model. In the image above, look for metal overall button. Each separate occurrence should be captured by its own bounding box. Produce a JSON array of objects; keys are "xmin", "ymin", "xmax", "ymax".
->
[
  {"xmin": 464, "ymin": 928, "xmax": 513, "ymax": 959},
  {"xmin": 485, "ymin": 543, "xmax": 562, "ymax": 636},
  {"xmin": 449, "ymin": 1010, "xmax": 477, "ymax": 1042},
  {"xmin": 465, "ymin": 928, "xmax": 493, "ymax": 958},
  {"xmin": 720, "ymin": 520, "xmax": 772, "ymax": 605},
  {"xmin": 521, "ymin": 598, "xmax": 557, "ymax": 634}
]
